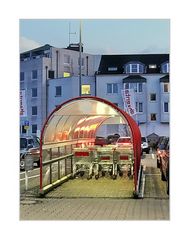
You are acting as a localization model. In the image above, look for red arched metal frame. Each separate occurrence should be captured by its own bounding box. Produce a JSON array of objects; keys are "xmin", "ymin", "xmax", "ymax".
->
[{"xmin": 40, "ymin": 96, "xmax": 141, "ymax": 192}]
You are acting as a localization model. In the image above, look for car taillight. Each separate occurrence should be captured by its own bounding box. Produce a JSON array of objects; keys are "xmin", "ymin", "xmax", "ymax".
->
[
  {"xmin": 120, "ymin": 155, "xmax": 129, "ymax": 160},
  {"xmin": 75, "ymin": 152, "xmax": 89, "ymax": 157},
  {"xmin": 100, "ymin": 156, "xmax": 110, "ymax": 160}
]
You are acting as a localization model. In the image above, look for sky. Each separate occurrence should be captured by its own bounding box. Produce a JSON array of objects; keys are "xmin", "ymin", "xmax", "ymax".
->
[{"xmin": 20, "ymin": 19, "xmax": 170, "ymax": 54}]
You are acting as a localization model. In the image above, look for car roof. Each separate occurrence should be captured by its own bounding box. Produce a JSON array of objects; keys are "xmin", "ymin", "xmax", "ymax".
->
[{"xmin": 119, "ymin": 136, "xmax": 131, "ymax": 138}]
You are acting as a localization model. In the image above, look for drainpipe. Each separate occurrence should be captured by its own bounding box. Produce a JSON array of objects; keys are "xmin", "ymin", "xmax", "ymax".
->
[
  {"xmin": 79, "ymin": 20, "xmax": 82, "ymax": 96},
  {"xmin": 56, "ymin": 50, "xmax": 59, "ymax": 78},
  {"xmin": 45, "ymin": 66, "xmax": 48, "ymax": 119}
]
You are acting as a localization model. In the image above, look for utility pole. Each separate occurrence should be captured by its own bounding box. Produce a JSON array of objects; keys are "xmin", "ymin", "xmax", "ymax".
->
[{"xmin": 79, "ymin": 20, "xmax": 82, "ymax": 96}]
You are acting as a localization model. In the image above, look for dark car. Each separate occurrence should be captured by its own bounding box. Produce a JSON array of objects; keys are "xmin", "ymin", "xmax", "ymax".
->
[
  {"xmin": 94, "ymin": 136, "xmax": 107, "ymax": 146},
  {"xmin": 107, "ymin": 134, "xmax": 120, "ymax": 144},
  {"xmin": 20, "ymin": 135, "xmax": 40, "ymax": 170},
  {"xmin": 160, "ymin": 140, "xmax": 169, "ymax": 195}
]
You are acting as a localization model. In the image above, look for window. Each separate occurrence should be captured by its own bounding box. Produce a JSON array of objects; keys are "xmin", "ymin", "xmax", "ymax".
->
[
  {"xmin": 64, "ymin": 54, "xmax": 70, "ymax": 64},
  {"xmin": 32, "ymin": 124, "xmax": 37, "ymax": 134},
  {"xmin": 21, "ymin": 125, "xmax": 26, "ymax": 134},
  {"xmin": 150, "ymin": 113, "xmax": 157, "ymax": 121},
  {"xmin": 164, "ymin": 102, "xmax": 169, "ymax": 113},
  {"xmin": 135, "ymin": 102, "xmax": 143, "ymax": 113},
  {"xmin": 161, "ymin": 62, "xmax": 169, "ymax": 73},
  {"xmin": 55, "ymin": 86, "xmax": 62, "ymax": 96},
  {"xmin": 32, "ymin": 106, "xmax": 37, "ymax": 115},
  {"xmin": 139, "ymin": 102, "xmax": 143, "ymax": 112},
  {"xmin": 138, "ymin": 83, "xmax": 143, "ymax": 92},
  {"xmin": 81, "ymin": 85, "xmax": 91, "ymax": 95},
  {"xmin": 163, "ymin": 83, "xmax": 169, "ymax": 93},
  {"xmin": 150, "ymin": 93, "xmax": 156, "ymax": 101},
  {"xmin": 63, "ymin": 72, "xmax": 71, "ymax": 78},
  {"xmin": 149, "ymin": 64, "xmax": 157, "ymax": 69},
  {"xmin": 32, "ymin": 70, "xmax": 38, "ymax": 79},
  {"xmin": 108, "ymin": 67, "xmax": 118, "ymax": 71},
  {"xmin": 124, "ymin": 83, "xmax": 143, "ymax": 93},
  {"xmin": 32, "ymin": 88, "xmax": 37, "ymax": 97},
  {"xmin": 125, "ymin": 63, "xmax": 144, "ymax": 74},
  {"xmin": 20, "ymin": 72, "xmax": 24, "ymax": 81},
  {"xmin": 107, "ymin": 83, "xmax": 118, "ymax": 94}
]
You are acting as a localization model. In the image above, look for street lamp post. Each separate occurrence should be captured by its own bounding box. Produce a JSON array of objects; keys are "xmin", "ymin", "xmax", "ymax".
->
[{"xmin": 79, "ymin": 20, "xmax": 82, "ymax": 96}]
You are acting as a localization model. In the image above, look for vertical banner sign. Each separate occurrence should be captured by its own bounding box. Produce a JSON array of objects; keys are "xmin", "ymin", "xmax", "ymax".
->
[
  {"xmin": 121, "ymin": 89, "xmax": 136, "ymax": 116},
  {"xmin": 20, "ymin": 90, "xmax": 27, "ymax": 117}
]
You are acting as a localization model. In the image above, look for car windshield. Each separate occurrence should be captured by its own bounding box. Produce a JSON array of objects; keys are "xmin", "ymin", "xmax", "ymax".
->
[
  {"xmin": 141, "ymin": 137, "xmax": 146, "ymax": 143},
  {"xmin": 20, "ymin": 138, "xmax": 27, "ymax": 149},
  {"xmin": 118, "ymin": 138, "xmax": 131, "ymax": 143}
]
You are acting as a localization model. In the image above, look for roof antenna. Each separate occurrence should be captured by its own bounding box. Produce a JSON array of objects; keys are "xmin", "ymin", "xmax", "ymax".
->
[{"xmin": 69, "ymin": 22, "xmax": 76, "ymax": 45}]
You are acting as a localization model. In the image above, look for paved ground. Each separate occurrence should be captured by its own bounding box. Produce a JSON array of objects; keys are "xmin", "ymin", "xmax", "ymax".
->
[
  {"xmin": 20, "ymin": 153, "xmax": 169, "ymax": 220},
  {"xmin": 20, "ymin": 197, "xmax": 169, "ymax": 220}
]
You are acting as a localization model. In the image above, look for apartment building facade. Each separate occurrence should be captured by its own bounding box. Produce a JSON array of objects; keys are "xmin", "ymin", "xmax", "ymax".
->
[
  {"xmin": 20, "ymin": 45, "xmax": 169, "ymax": 138},
  {"xmin": 20, "ymin": 44, "xmax": 101, "ymax": 136}
]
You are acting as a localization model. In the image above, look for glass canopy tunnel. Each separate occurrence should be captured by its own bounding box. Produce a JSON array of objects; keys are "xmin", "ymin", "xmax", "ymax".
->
[{"xmin": 39, "ymin": 97, "xmax": 142, "ymax": 196}]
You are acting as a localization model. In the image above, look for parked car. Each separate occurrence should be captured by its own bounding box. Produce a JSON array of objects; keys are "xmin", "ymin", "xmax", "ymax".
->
[
  {"xmin": 141, "ymin": 137, "xmax": 150, "ymax": 154},
  {"xmin": 116, "ymin": 136, "xmax": 132, "ymax": 147},
  {"xmin": 94, "ymin": 136, "xmax": 107, "ymax": 146},
  {"xmin": 20, "ymin": 135, "xmax": 40, "ymax": 170},
  {"xmin": 107, "ymin": 134, "xmax": 120, "ymax": 144},
  {"xmin": 160, "ymin": 140, "xmax": 169, "ymax": 195},
  {"xmin": 156, "ymin": 137, "xmax": 169, "ymax": 168}
]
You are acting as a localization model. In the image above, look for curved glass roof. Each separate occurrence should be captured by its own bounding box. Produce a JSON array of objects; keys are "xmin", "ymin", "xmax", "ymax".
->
[{"xmin": 43, "ymin": 98, "xmax": 126, "ymax": 144}]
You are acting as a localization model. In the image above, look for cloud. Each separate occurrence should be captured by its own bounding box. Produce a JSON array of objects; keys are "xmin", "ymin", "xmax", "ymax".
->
[
  {"xmin": 139, "ymin": 45, "xmax": 170, "ymax": 54},
  {"xmin": 20, "ymin": 36, "xmax": 42, "ymax": 53}
]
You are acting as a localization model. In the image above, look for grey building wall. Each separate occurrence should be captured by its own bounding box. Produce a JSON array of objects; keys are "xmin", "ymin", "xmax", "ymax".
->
[
  {"xmin": 20, "ymin": 45, "xmax": 101, "ymax": 136},
  {"xmin": 48, "ymin": 76, "xmax": 96, "ymax": 114}
]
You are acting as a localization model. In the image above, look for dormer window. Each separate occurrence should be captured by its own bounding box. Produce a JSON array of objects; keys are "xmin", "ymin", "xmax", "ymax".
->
[
  {"xmin": 108, "ymin": 67, "xmax": 118, "ymax": 71},
  {"xmin": 161, "ymin": 62, "xmax": 169, "ymax": 73},
  {"xmin": 125, "ymin": 62, "xmax": 145, "ymax": 74}
]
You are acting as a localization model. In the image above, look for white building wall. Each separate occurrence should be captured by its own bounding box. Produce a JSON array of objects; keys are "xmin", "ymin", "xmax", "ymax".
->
[{"xmin": 96, "ymin": 74, "xmax": 169, "ymax": 137}]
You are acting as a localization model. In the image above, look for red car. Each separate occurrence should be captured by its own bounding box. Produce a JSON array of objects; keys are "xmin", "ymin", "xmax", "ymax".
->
[
  {"xmin": 94, "ymin": 136, "xmax": 107, "ymax": 146},
  {"xmin": 116, "ymin": 137, "xmax": 132, "ymax": 147},
  {"xmin": 160, "ymin": 140, "xmax": 169, "ymax": 195}
]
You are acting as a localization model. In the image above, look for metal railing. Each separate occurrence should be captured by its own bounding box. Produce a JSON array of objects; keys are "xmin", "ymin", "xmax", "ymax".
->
[{"xmin": 40, "ymin": 153, "xmax": 74, "ymax": 195}]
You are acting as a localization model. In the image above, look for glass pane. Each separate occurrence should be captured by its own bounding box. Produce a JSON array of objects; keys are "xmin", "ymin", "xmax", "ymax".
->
[
  {"xmin": 139, "ymin": 103, "xmax": 143, "ymax": 112},
  {"xmin": 113, "ymin": 84, "xmax": 118, "ymax": 93},
  {"xmin": 107, "ymin": 84, "xmax": 112, "ymax": 93},
  {"xmin": 164, "ymin": 102, "xmax": 168, "ymax": 112},
  {"xmin": 138, "ymin": 83, "xmax": 143, "ymax": 92},
  {"xmin": 81, "ymin": 85, "xmax": 90, "ymax": 95}
]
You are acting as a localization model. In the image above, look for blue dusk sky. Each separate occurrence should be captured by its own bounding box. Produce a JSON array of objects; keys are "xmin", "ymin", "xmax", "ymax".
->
[{"xmin": 20, "ymin": 19, "xmax": 170, "ymax": 54}]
